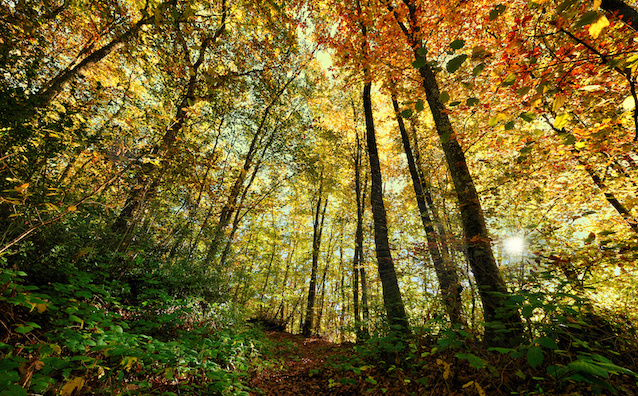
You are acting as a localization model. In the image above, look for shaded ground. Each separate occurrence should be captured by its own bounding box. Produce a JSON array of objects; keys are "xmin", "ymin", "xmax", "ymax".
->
[
  {"xmin": 248, "ymin": 331, "xmax": 638, "ymax": 396},
  {"xmin": 249, "ymin": 332, "xmax": 355, "ymax": 395}
]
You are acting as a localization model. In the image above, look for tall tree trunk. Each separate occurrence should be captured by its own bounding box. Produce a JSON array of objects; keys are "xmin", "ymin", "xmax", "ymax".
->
[
  {"xmin": 363, "ymin": 82, "xmax": 410, "ymax": 332},
  {"xmin": 394, "ymin": 0, "xmax": 522, "ymax": 345},
  {"xmin": 353, "ymin": 126, "xmax": 370, "ymax": 341},
  {"xmin": 356, "ymin": 0, "xmax": 409, "ymax": 334},
  {"xmin": 302, "ymin": 179, "xmax": 328, "ymax": 338},
  {"xmin": 601, "ymin": 0, "xmax": 638, "ymax": 30},
  {"xmin": 391, "ymin": 92, "xmax": 464, "ymax": 325}
]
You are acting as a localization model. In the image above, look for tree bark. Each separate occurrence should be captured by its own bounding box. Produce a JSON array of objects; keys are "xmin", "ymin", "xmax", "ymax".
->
[
  {"xmin": 363, "ymin": 82, "xmax": 410, "ymax": 332},
  {"xmin": 302, "ymin": 178, "xmax": 328, "ymax": 338},
  {"xmin": 391, "ymin": 93, "xmax": 464, "ymax": 325},
  {"xmin": 601, "ymin": 0, "xmax": 638, "ymax": 29},
  {"xmin": 395, "ymin": 0, "xmax": 521, "ymax": 345}
]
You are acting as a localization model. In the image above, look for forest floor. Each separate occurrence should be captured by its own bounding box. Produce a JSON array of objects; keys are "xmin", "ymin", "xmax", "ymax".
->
[{"xmin": 247, "ymin": 330, "xmax": 638, "ymax": 396}]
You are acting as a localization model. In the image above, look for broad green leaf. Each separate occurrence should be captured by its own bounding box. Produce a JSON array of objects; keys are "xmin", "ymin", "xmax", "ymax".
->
[
  {"xmin": 520, "ymin": 112, "xmax": 535, "ymax": 122},
  {"xmin": 568, "ymin": 360, "xmax": 609, "ymax": 378},
  {"xmin": 446, "ymin": 54, "xmax": 467, "ymax": 73},
  {"xmin": 450, "ymin": 39, "xmax": 465, "ymax": 50},
  {"xmin": 449, "ymin": 101, "xmax": 461, "ymax": 106},
  {"xmin": 467, "ymin": 354, "xmax": 487, "ymax": 369},
  {"xmin": 527, "ymin": 346, "xmax": 543, "ymax": 368},
  {"xmin": 538, "ymin": 337, "xmax": 558, "ymax": 350},
  {"xmin": 504, "ymin": 120, "xmax": 515, "ymax": 130},
  {"xmin": 415, "ymin": 99, "xmax": 424, "ymax": 111},
  {"xmin": 522, "ymin": 305, "xmax": 534, "ymax": 317},
  {"xmin": 416, "ymin": 48, "xmax": 428, "ymax": 57},
  {"xmin": 440, "ymin": 91, "xmax": 450, "ymax": 103},
  {"xmin": 401, "ymin": 109, "xmax": 413, "ymax": 119}
]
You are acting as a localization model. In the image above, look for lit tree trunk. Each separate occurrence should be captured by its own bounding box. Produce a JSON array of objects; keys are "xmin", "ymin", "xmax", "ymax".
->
[
  {"xmin": 302, "ymin": 177, "xmax": 328, "ymax": 338},
  {"xmin": 391, "ymin": 92, "xmax": 464, "ymax": 325},
  {"xmin": 395, "ymin": 0, "xmax": 522, "ymax": 345}
]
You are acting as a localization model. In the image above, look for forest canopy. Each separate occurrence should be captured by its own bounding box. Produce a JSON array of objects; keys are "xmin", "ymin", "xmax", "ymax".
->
[{"xmin": 1, "ymin": 0, "xmax": 638, "ymax": 394}]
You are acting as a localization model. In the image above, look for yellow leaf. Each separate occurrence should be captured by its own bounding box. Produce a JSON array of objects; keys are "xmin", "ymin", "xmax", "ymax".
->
[
  {"xmin": 67, "ymin": 205, "xmax": 77, "ymax": 212},
  {"xmin": 462, "ymin": 381, "xmax": 475, "ymax": 388},
  {"xmin": 97, "ymin": 366, "xmax": 106, "ymax": 379},
  {"xmin": 552, "ymin": 94, "xmax": 566, "ymax": 112},
  {"xmin": 589, "ymin": 15, "xmax": 609, "ymax": 39},
  {"xmin": 575, "ymin": 141, "xmax": 587, "ymax": 149},
  {"xmin": 121, "ymin": 356, "xmax": 139, "ymax": 372},
  {"xmin": 475, "ymin": 381, "xmax": 487, "ymax": 396},
  {"xmin": 34, "ymin": 360, "xmax": 44, "ymax": 370},
  {"xmin": 60, "ymin": 376, "xmax": 85, "ymax": 396},
  {"xmin": 50, "ymin": 344, "xmax": 62, "ymax": 354},
  {"xmin": 594, "ymin": 0, "xmax": 602, "ymax": 8},
  {"xmin": 554, "ymin": 113, "xmax": 570, "ymax": 129},
  {"xmin": 436, "ymin": 358, "xmax": 452, "ymax": 380}
]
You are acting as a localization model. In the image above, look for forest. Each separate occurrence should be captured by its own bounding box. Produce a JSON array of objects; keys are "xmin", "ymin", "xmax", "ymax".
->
[{"xmin": 1, "ymin": 0, "xmax": 638, "ymax": 394}]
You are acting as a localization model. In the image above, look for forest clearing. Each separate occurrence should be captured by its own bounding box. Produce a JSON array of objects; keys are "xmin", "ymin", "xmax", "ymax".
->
[{"xmin": 2, "ymin": 0, "xmax": 638, "ymax": 394}]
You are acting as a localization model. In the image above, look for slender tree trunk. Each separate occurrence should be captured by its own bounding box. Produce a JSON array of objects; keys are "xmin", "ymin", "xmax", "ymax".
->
[
  {"xmin": 363, "ymin": 82, "xmax": 410, "ymax": 332},
  {"xmin": 302, "ymin": 181, "xmax": 328, "ymax": 338},
  {"xmin": 356, "ymin": 0, "xmax": 409, "ymax": 334},
  {"xmin": 394, "ymin": 0, "xmax": 521, "ymax": 345},
  {"xmin": 391, "ymin": 93, "xmax": 464, "ymax": 325}
]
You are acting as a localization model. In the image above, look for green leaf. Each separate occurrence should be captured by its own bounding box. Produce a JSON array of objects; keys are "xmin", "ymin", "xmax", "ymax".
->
[
  {"xmin": 576, "ymin": 11, "xmax": 599, "ymax": 28},
  {"xmin": 563, "ymin": 134, "xmax": 576, "ymax": 146},
  {"xmin": 488, "ymin": 347, "xmax": 515, "ymax": 354},
  {"xmin": 558, "ymin": 0, "xmax": 577, "ymax": 13},
  {"xmin": 16, "ymin": 325, "xmax": 34, "ymax": 334},
  {"xmin": 568, "ymin": 360, "xmax": 609, "ymax": 378},
  {"xmin": 472, "ymin": 63, "xmax": 485, "ymax": 76},
  {"xmin": 466, "ymin": 97, "xmax": 479, "ymax": 106},
  {"xmin": 416, "ymin": 48, "xmax": 428, "ymax": 57},
  {"xmin": 489, "ymin": 4, "xmax": 506, "ymax": 20},
  {"xmin": 522, "ymin": 305, "xmax": 534, "ymax": 317},
  {"xmin": 516, "ymin": 87, "xmax": 530, "ymax": 96},
  {"xmin": 488, "ymin": 116, "xmax": 499, "ymax": 127},
  {"xmin": 504, "ymin": 120, "xmax": 515, "ymax": 130},
  {"xmin": 415, "ymin": 99, "xmax": 424, "ymax": 112},
  {"xmin": 527, "ymin": 346, "xmax": 543, "ymax": 368},
  {"xmin": 446, "ymin": 54, "xmax": 467, "ymax": 73},
  {"xmin": 401, "ymin": 109, "xmax": 413, "ymax": 119},
  {"xmin": 467, "ymin": 354, "xmax": 487, "ymax": 369},
  {"xmin": 520, "ymin": 112, "xmax": 535, "ymax": 122},
  {"xmin": 449, "ymin": 101, "xmax": 461, "ymax": 107},
  {"xmin": 538, "ymin": 337, "xmax": 558, "ymax": 350},
  {"xmin": 439, "ymin": 91, "xmax": 450, "ymax": 103},
  {"xmin": 502, "ymin": 73, "xmax": 517, "ymax": 86},
  {"xmin": 450, "ymin": 39, "xmax": 465, "ymax": 50},
  {"xmin": 412, "ymin": 58, "xmax": 426, "ymax": 69}
]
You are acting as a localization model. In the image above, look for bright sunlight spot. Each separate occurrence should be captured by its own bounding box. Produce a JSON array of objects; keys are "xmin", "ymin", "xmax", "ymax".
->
[{"xmin": 504, "ymin": 236, "xmax": 525, "ymax": 255}]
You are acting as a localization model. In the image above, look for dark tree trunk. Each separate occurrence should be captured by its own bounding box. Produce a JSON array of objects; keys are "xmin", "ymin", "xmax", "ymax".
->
[
  {"xmin": 363, "ymin": 82, "xmax": 410, "ymax": 333},
  {"xmin": 394, "ymin": 0, "xmax": 522, "ymax": 345},
  {"xmin": 390, "ymin": 93, "xmax": 464, "ymax": 325},
  {"xmin": 302, "ymin": 178, "xmax": 328, "ymax": 338},
  {"xmin": 601, "ymin": 0, "xmax": 638, "ymax": 29},
  {"xmin": 353, "ymin": 126, "xmax": 370, "ymax": 341}
]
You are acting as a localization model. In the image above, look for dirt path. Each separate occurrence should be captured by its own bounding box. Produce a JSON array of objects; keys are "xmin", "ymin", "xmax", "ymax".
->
[{"xmin": 248, "ymin": 332, "xmax": 355, "ymax": 395}]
